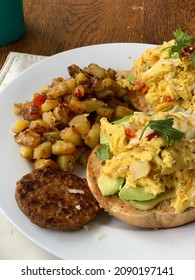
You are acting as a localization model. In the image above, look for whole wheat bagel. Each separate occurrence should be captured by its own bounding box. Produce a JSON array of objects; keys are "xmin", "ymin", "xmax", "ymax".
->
[{"xmin": 86, "ymin": 145, "xmax": 195, "ymax": 229}]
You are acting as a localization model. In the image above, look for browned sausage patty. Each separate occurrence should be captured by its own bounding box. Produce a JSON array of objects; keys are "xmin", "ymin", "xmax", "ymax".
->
[{"xmin": 15, "ymin": 167, "xmax": 100, "ymax": 231}]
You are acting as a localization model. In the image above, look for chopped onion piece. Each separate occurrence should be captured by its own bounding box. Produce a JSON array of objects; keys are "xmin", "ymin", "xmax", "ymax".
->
[
  {"xmin": 166, "ymin": 72, "xmax": 175, "ymax": 81},
  {"xmin": 188, "ymin": 84, "xmax": 195, "ymax": 92},
  {"xmin": 130, "ymin": 160, "xmax": 151, "ymax": 180},
  {"xmin": 68, "ymin": 189, "xmax": 84, "ymax": 194}
]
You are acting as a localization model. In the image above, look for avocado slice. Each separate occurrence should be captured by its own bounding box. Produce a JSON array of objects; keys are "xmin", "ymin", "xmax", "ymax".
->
[
  {"xmin": 112, "ymin": 114, "xmax": 131, "ymax": 125},
  {"xmin": 129, "ymin": 188, "xmax": 176, "ymax": 210},
  {"xmin": 100, "ymin": 131, "xmax": 109, "ymax": 145},
  {"xmin": 97, "ymin": 174, "xmax": 125, "ymax": 196},
  {"xmin": 119, "ymin": 184, "xmax": 157, "ymax": 201}
]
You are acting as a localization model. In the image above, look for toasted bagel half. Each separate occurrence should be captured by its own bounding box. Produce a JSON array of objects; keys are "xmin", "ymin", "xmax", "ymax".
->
[{"xmin": 87, "ymin": 145, "xmax": 195, "ymax": 229}]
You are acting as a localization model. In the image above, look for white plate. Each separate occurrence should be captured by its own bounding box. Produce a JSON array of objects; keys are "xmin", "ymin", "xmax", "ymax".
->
[{"xmin": 0, "ymin": 43, "xmax": 194, "ymax": 260}]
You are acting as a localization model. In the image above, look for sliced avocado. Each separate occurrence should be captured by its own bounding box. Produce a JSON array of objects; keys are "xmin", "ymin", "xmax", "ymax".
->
[
  {"xmin": 112, "ymin": 114, "xmax": 131, "ymax": 125},
  {"xmin": 97, "ymin": 173, "xmax": 124, "ymax": 196},
  {"xmin": 119, "ymin": 184, "xmax": 157, "ymax": 201},
  {"xmin": 100, "ymin": 131, "xmax": 109, "ymax": 145},
  {"xmin": 96, "ymin": 144, "xmax": 110, "ymax": 160},
  {"xmin": 129, "ymin": 188, "xmax": 176, "ymax": 210}
]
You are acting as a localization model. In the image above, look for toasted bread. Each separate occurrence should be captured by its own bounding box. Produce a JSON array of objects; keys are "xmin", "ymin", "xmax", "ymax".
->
[{"xmin": 87, "ymin": 145, "xmax": 195, "ymax": 228}]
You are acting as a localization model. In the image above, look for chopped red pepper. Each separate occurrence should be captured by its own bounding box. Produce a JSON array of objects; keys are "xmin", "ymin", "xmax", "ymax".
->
[
  {"xmin": 125, "ymin": 128, "xmax": 136, "ymax": 138},
  {"xmin": 141, "ymin": 85, "xmax": 150, "ymax": 95},
  {"xmin": 146, "ymin": 132, "xmax": 158, "ymax": 141},
  {"xmin": 165, "ymin": 96, "xmax": 174, "ymax": 102},
  {"xmin": 133, "ymin": 80, "xmax": 145, "ymax": 91},
  {"xmin": 32, "ymin": 94, "xmax": 46, "ymax": 107},
  {"xmin": 29, "ymin": 94, "xmax": 46, "ymax": 116},
  {"xmin": 133, "ymin": 80, "xmax": 149, "ymax": 95},
  {"xmin": 181, "ymin": 44, "xmax": 195, "ymax": 57}
]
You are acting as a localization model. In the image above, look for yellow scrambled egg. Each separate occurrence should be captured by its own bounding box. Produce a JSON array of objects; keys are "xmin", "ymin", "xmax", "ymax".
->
[
  {"xmin": 118, "ymin": 40, "xmax": 195, "ymax": 112},
  {"xmin": 100, "ymin": 111, "xmax": 195, "ymax": 213}
]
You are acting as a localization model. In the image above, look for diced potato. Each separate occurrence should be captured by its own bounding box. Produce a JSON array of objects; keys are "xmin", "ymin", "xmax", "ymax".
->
[
  {"xmin": 116, "ymin": 88, "xmax": 129, "ymax": 98},
  {"xmin": 33, "ymin": 159, "xmax": 58, "ymax": 169},
  {"xmin": 43, "ymin": 131, "xmax": 60, "ymax": 143},
  {"xmin": 83, "ymin": 63, "xmax": 109, "ymax": 78},
  {"xmin": 42, "ymin": 111, "xmax": 56, "ymax": 127},
  {"xmin": 33, "ymin": 141, "xmax": 52, "ymax": 159},
  {"xmin": 46, "ymin": 82, "xmax": 70, "ymax": 98},
  {"xmin": 94, "ymin": 78, "xmax": 113, "ymax": 92},
  {"xmin": 57, "ymin": 155, "xmax": 75, "ymax": 171},
  {"xmin": 65, "ymin": 78, "xmax": 76, "ymax": 91},
  {"xmin": 107, "ymin": 68, "xmax": 117, "ymax": 79},
  {"xmin": 41, "ymin": 99, "xmax": 59, "ymax": 112},
  {"xmin": 96, "ymin": 106, "xmax": 114, "ymax": 119},
  {"xmin": 12, "ymin": 118, "xmax": 29, "ymax": 133},
  {"xmin": 82, "ymin": 98, "xmax": 106, "ymax": 113},
  {"xmin": 52, "ymin": 140, "xmax": 76, "ymax": 156},
  {"xmin": 84, "ymin": 122, "xmax": 100, "ymax": 148},
  {"xmin": 67, "ymin": 64, "xmax": 82, "ymax": 77},
  {"xmin": 13, "ymin": 103, "xmax": 24, "ymax": 115},
  {"xmin": 51, "ymin": 77, "xmax": 64, "ymax": 85},
  {"xmin": 14, "ymin": 129, "xmax": 41, "ymax": 147},
  {"xmin": 19, "ymin": 145, "xmax": 33, "ymax": 160},
  {"xmin": 69, "ymin": 114, "xmax": 90, "ymax": 137},
  {"xmin": 78, "ymin": 148, "xmax": 90, "ymax": 167},
  {"xmin": 75, "ymin": 72, "xmax": 87, "ymax": 85},
  {"xmin": 29, "ymin": 119, "xmax": 49, "ymax": 134},
  {"xmin": 95, "ymin": 89, "xmax": 114, "ymax": 100},
  {"xmin": 60, "ymin": 127, "xmax": 82, "ymax": 146},
  {"xmin": 69, "ymin": 97, "xmax": 85, "ymax": 114},
  {"xmin": 53, "ymin": 104, "xmax": 71, "ymax": 125},
  {"xmin": 114, "ymin": 105, "xmax": 134, "ymax": 119},
  {"xmin": 41, "ymin": 85, "xmax": 51, "ymax": 91}
]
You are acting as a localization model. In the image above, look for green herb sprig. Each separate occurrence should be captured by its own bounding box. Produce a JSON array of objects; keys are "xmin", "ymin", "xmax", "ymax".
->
[
  {"xmin": 164, "ymin": 28, "xmax": 195, "ymax": 67},
  {"xmin": 139, "ymin": 118, "xmax": 184, "ymax": 147}
]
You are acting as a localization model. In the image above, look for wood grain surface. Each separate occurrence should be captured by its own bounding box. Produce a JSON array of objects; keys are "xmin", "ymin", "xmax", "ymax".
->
[{"xmin": 0, "ymin": 0, "xmax": 195, "ymax": 68}]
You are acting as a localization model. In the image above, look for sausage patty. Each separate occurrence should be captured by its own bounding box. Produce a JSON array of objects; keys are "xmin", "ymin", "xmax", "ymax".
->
[{"xmin": 15, "ymin": 167, "xmax": 100, "ymax": 231}]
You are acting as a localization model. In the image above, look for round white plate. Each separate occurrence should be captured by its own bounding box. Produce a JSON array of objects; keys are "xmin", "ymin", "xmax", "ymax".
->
[{"xmin": 0, "ymin": 43, "xmax": 194, "ymax": 260}]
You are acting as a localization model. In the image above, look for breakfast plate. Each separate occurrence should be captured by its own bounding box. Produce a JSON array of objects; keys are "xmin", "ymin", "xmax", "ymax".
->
[{"xmin": 0, "ymin": 43, "xmax": 195, "ymax": 260}]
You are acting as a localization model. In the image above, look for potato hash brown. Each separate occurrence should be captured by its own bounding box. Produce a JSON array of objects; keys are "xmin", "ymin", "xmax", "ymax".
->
[
  {"xmin": 15, "ymin": 167, "xmax": 100, "ymax": 231},
  {"xmin": 12, "ymin": 63, "xmax": 134, "ymax": 171}
]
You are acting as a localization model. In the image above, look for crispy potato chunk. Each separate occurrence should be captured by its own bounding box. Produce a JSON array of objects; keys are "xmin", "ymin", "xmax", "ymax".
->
[
  {"xmin": 52, "ymin": 140, "xmax": 76, "ymax": 156},
  {"xmin": 57, "ymin": 155, "xmax": 75, "ymax": 171},
  {"xmin": 60, "ymin": 127, "xmax": 82, "ymax": 146},
  {"xmin": 33, "ymin": 141, "xmax": 52, "ymax": 159},
  {"xmin": 12, "ymin": 118, "xmax": 29, "ymax": 133},
  {"xmin": 15, "ymin": 129, "xmax": 41, "ymax": 147}
]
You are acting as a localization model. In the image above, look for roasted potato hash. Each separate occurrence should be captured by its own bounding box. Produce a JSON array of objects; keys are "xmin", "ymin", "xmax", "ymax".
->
[{"xmin": 12, "ymin": 63, "xmax": 134, "ymax": 171}]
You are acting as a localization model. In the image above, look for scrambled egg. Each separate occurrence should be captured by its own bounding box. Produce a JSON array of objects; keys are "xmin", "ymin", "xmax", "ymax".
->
[
  {"xmin": 100, "ymin": 111, "xmax": 195, "ymax": 213},
  {"xmin": 118, "ymin": 40, "xmax": 195, "ymax": 112}
]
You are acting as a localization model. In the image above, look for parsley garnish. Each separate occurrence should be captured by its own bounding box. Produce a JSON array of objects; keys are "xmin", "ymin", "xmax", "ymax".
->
[
  {"xmin": 139, "ymin": 118, "xmax": 184, "ymax": 146},
  {"xmin": 165, "ymin": 28, "xmax": 195, "ymax": 67}
]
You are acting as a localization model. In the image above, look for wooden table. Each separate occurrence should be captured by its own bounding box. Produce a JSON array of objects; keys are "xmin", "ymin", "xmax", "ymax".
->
[{"xmin": 0, "ymin": 0, "xmax": 195, "ymax": 69}]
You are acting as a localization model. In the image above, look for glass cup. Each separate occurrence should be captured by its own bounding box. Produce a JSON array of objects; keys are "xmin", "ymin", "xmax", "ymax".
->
[{"xmin": 0, "ymin": 0, "xmax": 25, "ymax": 46}]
